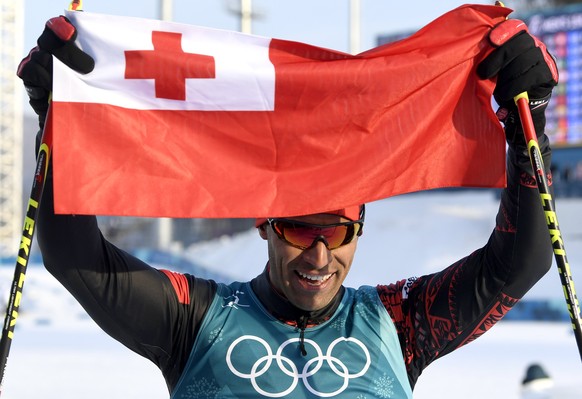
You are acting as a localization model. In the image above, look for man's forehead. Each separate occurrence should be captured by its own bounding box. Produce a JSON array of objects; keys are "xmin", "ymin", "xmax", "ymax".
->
[
  {"xmin": 286, "ymin": 213, "xmax": 351, "ymax": 224},
  {"xmin": 255, "ymin": 205, "xmax": 363, "ymax": 228}
]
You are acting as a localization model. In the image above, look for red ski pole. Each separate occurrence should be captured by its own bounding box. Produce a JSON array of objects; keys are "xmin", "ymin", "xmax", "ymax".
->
[
  {"xmin": 514, "ymin": 91, "xmax": 582, "ymax": 362},
  {"xmin": 0, "ymin": 1, "xmax": 84, "ymax": 393},
  {"xmin": 0, "ymin": 106, "xmax": 53, "ymax": 393}
]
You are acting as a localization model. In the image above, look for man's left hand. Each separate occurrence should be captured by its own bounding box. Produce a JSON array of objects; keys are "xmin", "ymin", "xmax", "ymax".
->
[{"xmin": 477, "ymin": 19, "xmax": 558, "ymax": 109}]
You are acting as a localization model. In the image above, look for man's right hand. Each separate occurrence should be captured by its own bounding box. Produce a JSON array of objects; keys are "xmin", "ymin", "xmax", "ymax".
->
[{"xmin": 17, "ymin": 15, "xmax": 94, "ymax": 129}]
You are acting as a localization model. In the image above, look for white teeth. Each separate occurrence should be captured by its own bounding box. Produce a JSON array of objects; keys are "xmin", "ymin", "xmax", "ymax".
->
[{"xmin": 298, "ymin": 272, "xmax": 332, "ymax": 282}]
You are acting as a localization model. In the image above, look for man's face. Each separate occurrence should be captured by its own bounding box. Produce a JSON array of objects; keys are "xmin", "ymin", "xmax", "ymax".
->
[{"xmin": 259, "ymin": 213, "xmax": 359, "ymax": 312}]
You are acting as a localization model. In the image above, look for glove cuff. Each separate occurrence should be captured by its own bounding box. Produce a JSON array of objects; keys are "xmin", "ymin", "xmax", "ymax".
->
[
  {"xmin": 507, "ymin": 133, "xmax": 552, "ymax": 180},
  {"xmin": 498, "ymin": 93, "xmax": 551, "ymax": 145},
  {"xmin": 28, "ymin": 98, "xmax": 49, "ymax": 130}
]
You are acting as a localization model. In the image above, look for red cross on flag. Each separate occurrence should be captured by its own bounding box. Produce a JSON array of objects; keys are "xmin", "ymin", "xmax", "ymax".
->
[
  {"xmin": 50, "ymin": 5, "xmax": 510, "ymax": 219},
  {"xmin": 124, "ymin": 31, "xmax": 216, "ymax": 101}
]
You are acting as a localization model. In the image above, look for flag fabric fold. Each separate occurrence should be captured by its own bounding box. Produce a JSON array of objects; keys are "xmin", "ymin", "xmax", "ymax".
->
[{"xmin": 51, "ymin": 4, "xmax": 511, "ymax": 218}]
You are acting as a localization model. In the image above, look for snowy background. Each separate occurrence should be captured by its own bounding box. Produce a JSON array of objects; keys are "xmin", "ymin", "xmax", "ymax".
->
[{"xmin": 1, "ymin": 190, "xmax": 582, "ymax": 398}]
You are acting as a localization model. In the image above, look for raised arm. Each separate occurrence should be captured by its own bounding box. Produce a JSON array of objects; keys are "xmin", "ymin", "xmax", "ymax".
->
[
  {"xmin": 376, "ymin": 19, "xmax": 558, "ymax": 388},
  {"xmin": 17, "ymin": 16, "xmax": 217, "ymax": 391}
]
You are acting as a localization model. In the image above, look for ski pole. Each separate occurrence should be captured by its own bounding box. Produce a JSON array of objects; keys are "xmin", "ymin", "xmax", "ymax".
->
[
  {"xmin": 0, "ymin": 106, "xmax": 53, "ymax": 393},
  {"xmin": 514, "ymin": 92, "xmax": 582, "ymax": 362},
  {"xmin": 0, "ymin": 1, "xmax": 83, "ymax": 393}
]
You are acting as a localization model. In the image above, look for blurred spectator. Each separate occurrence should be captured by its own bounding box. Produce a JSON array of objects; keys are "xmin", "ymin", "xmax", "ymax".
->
[
  {"xmin": 562, "ymin": 165, "xmax": 571, "ymax": 183},
  {"xmin": 520, "ymin": 363, "xmax": 554, "ymax": 399},
  {"xmin": 575, "ymin": 161, "xmax": 582, "ymax": 181}
]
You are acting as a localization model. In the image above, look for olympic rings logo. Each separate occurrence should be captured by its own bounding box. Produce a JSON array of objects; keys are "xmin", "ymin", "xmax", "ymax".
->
[{"xmin": 226, "ymin": 335, "xmax": 371, "ymax": 397}]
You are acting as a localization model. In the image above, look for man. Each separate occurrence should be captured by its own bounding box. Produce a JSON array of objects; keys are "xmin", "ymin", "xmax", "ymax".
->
[{"xmin": 17, "ymin": 12, "xmax": 557, "ymax": 398}]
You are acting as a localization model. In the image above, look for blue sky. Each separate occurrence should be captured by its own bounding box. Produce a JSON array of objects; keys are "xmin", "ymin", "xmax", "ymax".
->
[{"xmin": 23, "ymin": 0, "xmax": 493, "ymax": 54}]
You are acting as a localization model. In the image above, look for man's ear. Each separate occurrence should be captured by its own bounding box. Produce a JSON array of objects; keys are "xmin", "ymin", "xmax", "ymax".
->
[{"xmin": 258, "ymin": 224, "xmax": 268, "ymax": 240}]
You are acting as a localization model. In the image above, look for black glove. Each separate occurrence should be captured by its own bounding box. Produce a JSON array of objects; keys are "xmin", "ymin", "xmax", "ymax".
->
[
  {"xmin": 17, "ymin": 15, "xmax": 94, "ymax": 129},
  {"xmin": 477, "ymin": 19, "xmax": 558, "ymax": 107},
  {"xmin": 477, "ymin": 19, "xmax": 558, "ymax": 145}
]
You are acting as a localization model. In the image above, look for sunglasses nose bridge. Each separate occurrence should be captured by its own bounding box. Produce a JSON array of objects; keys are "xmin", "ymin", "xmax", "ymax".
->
[
  {"xmin": 302, "ymin": 237, "xmax": 332, "ymax": 267},
  {"xmin": 308, "ymin": 235, "xmax": 331, "ymax": 249}
]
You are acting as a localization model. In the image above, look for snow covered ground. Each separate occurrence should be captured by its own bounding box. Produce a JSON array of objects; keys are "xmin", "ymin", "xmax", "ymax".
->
[{"xmin": 1, "ymin": 190, "xmax": 581, "ymax": 398}]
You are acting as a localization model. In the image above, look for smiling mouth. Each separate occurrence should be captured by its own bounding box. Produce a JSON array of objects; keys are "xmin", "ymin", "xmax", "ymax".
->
[{"xmin": 296, "ymin": 271, "xmax": 334, "ymax": 286}]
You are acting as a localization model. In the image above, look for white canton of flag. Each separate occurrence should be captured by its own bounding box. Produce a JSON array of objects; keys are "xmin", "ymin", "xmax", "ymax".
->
[{"xmin": 52, "ymin": 10, "xmax": 276, "ymax": 111}]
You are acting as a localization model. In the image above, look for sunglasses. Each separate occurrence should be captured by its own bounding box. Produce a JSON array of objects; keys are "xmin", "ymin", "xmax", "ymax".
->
[{"xmin": 267, "ymin": 218, "xmax": 364, "ymax": 250}]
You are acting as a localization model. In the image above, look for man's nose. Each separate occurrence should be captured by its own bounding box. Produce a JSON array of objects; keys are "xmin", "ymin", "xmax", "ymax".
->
[{"xmin": 302, "ymin": 238, "xmax": 331, "ymax": 267}]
